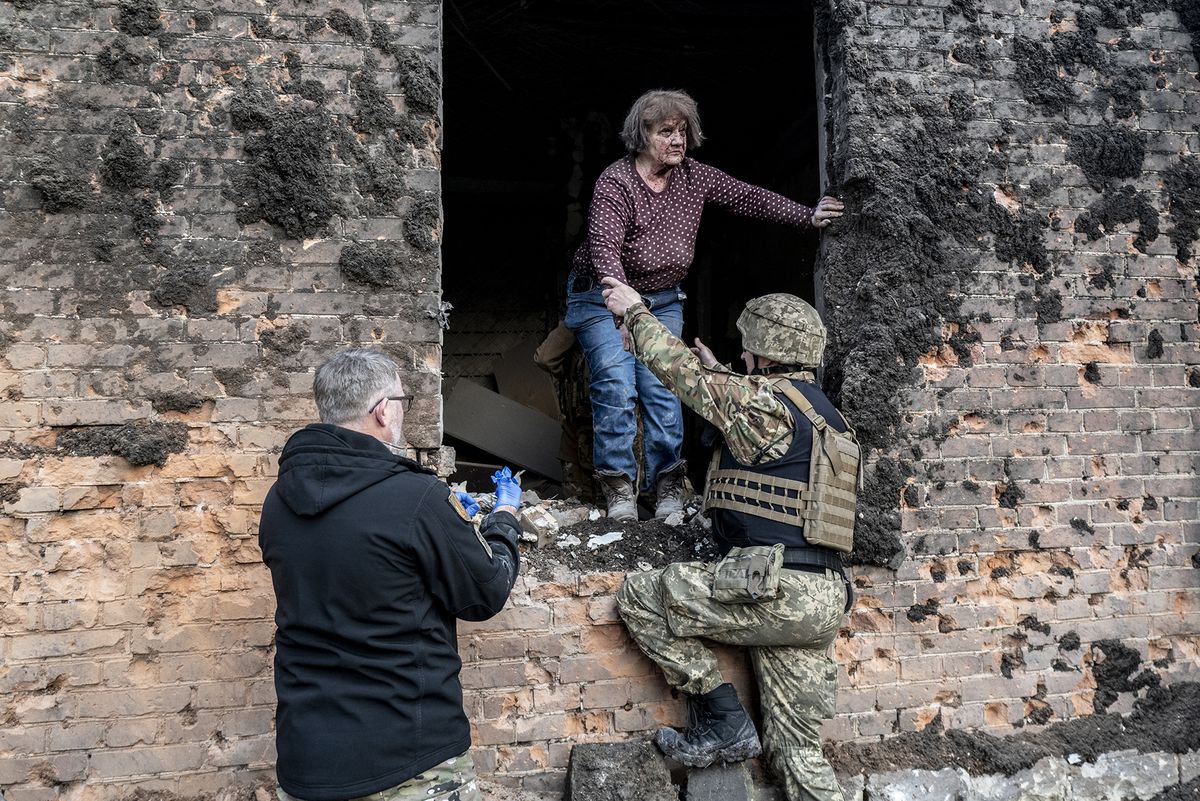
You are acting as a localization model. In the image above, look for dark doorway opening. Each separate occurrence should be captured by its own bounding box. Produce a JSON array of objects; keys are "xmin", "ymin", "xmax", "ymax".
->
[{"xmin": 442, "ymin": 1, "xmax": 823, "ymax": 489}]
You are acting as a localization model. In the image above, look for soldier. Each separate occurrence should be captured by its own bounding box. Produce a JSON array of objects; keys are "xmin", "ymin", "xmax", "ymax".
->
[{"xmin": 601, "ymin": 278, "xmax": 857, "ymax": 801}]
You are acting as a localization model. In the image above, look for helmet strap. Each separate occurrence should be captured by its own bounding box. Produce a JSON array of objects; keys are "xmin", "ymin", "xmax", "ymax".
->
[{"xmin": 753, "ymin": 362, "xmax": 802, "ymax": 376}]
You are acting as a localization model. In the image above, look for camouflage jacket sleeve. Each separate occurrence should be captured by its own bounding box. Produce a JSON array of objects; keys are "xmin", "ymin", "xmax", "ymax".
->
[{"xmin": 624, "ymin": 304, "xmax": 795, "ymax": 465}]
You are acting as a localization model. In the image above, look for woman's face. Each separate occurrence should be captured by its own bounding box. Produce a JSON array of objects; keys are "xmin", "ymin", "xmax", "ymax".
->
[{"xmin": 642, "ymin": 116, "xmax": 687, "ymax": 167}]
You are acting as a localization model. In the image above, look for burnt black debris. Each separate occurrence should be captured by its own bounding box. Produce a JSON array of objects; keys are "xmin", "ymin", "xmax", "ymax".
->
[
  {"xmin": 351, "ymin": 61, "xmax": 396, "ymax": 134},
  {"xmin": 1091, "ymin": 639, "xmax": 1161, "ymax": 712},
  {"xmin": 213, "ymin": 368, "xmax": 256, "ymax": 396},
  {"xmin": 97, "ymin": 36, "xmax": 150, "ymax": 80},
  {"xmin": 1068, "ymin": 127, "xmax": 1147, "ymax": 189},
  {"xmin": 57, "ymin": 421, "xmax": 188, "ymax": 467},
  {"xmin": 148, "ymin": 389, "xmax": 210, "ymax": 413},
  {"xmin": 1013, "ymin": 37, "xmax": 1072, "ymax": 114},
  {"xmin": 828, "ymin": 682, "xmax": 1200, "ymax": 777},
  {"xmin": 1175, "ymin": 0, "xmax": 1200, "ymax": 71},
  {"xmin": 227, "ymin": 95, "xmax": 340, "ymax": 239},
  {"xmin": 850, "ymin": 457, "xmax": 908, "ymax": 567},
  {"xmin": 339, "ymin": 242, "xmax": 411, "ymax": 289},
  {"xmin": 150, "ymin": 258, "xmax": 219, "ymax": 314},
  {"xmin": 998, "ymin": 482, "xmax": 1024, "ymax": 510},
  {"xmin": 260, "ymin": 324, "xmax": 309, "ymax": 358},
  {"xmin": 116, "ymin": 0, "xmax": 162, "ymax": 37},
  {"xmin": 100, "ymin": 117, "xmax": 153, "ymax": 193},
  {"xmin": 1075, "ymin": 186, "xmax": 1160, "ymax": 253},
  {"xmin": 370, "ymin": 21, "xmax": 439, "ymax": 115},
  {"xmin": 327, "ymin": 9, "xmax": 369, "ymax": 42},
  {"xmin": 522, "ymin": 517, "xmax": 719, "ymax": 578},
  {"xmin": 28, "ymin": 156, "xmax": 90, "ymax": 213},
  {"xmin": 1147, "ymin": 329, "xmax": 1165, "ymax": 359},
  {"xmin": 906, "ymin": 598, "xmax": 939, "ymax": 623},
  {"xmin": 1070, "ymin": 517, "xmax": 1095, "ymax": 535},
  {"xmin": 1163, "ymin": 156, "xmax": 1200, "ymax": 262},
  {"xmin": 403, "ymin": 194, "xmax": 442, "ymax": 252}
]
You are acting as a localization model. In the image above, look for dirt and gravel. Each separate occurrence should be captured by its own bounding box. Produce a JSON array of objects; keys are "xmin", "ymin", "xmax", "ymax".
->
[
  {"xmin": 522, "ymin": 514, "xmax": 719, "ymax": 577},
  {"xmin": 826, "ymin": 681, "xmax": 1200, "ymax": 777}
]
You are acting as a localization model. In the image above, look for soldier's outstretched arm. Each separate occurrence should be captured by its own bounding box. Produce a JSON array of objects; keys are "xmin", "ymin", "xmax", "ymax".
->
[{"xmin": 601, "ymin": 279, "xmax": 793, "ymax": 465}]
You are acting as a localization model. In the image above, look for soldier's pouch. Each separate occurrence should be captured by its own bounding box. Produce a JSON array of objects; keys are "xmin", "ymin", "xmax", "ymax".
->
[{"xmin": 711, "ymin": 544, "xmax": 785, "ymax": 603}]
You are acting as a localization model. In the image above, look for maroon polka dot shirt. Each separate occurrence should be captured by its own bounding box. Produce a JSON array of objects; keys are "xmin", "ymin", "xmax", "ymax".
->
[{"xmin": 572, "ymin": 155, "xmax": 816, "ymax": 292}]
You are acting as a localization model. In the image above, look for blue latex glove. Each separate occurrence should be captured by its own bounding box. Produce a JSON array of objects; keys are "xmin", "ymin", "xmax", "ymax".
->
[
  {"xmin": 491, "ymin": 466, "xmax": 522, "ymax": 509},
  {"xmin": 454, "ymin": 491, "xmax": 480, "ymax": 519}
]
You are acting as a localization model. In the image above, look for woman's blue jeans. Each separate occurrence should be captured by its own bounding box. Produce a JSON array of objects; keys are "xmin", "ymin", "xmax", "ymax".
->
[{"xmin": 565, "ymin": 274, "xmax": 686, "ymax": 492}]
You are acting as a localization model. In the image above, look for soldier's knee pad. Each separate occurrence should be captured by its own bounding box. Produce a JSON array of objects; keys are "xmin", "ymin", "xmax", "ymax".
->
[{"xmin": 616, "ymin": 570, "xmax": 660, "ymax": 616}]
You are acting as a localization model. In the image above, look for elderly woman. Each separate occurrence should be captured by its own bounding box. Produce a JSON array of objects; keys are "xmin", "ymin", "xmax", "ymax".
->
[{"xmin": 565, "ymin": 89, "xmax": 843, "ymax": 522}]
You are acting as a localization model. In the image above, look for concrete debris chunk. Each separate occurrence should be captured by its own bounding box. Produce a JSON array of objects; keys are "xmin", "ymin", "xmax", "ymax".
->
[
  {"xmin": 565, "ymin": 741, "xmax": 678, "ymax": 801},
  {"xmin": 519, "ymin": 505, "xmax": 560, "ymax": 547},
  {"xmin": 587, "ymin": 531, "xmax": 625, "ymax": 550},
  {"xmin": 687, "ymin": 762, "xmax": 752, "ymax": 801},
  {"xmin": 550, "ymin": 506, "xmax": 594, "ymax": 528},
  {"xmin": 860, "ymin": 749, "xmax": 1189, "ymax": 801}
]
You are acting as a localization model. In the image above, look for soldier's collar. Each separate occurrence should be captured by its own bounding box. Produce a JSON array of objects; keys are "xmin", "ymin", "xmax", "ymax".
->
[{"xmin": 766, "ymin": 370, "xmax": 816, "ymax": 383}]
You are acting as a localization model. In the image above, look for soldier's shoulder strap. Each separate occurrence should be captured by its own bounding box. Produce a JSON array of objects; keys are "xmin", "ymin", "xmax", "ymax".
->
[{"xmin": 768, "ymin": 377, "xmax": 828, "ymax": 432}]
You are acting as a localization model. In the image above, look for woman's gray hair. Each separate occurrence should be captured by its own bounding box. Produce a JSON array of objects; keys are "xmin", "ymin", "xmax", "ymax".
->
[
  {"xmin": 313, "ymin": 348, "xmax": 401, "ymax": 424},
  {"xmin": 619, "ymin": 89, "xmax": 705, "ymax": 154}
]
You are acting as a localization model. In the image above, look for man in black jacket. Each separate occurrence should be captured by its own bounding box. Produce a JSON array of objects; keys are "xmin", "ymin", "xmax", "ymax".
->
[{"xmin": 259, "ymin": 348, "xmax": 522, "ymax": 801}]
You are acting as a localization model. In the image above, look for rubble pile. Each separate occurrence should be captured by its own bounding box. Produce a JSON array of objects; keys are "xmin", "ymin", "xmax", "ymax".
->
[{"xmin": 453, "ymin": 484, "xmax": 720, "ymax": 576}]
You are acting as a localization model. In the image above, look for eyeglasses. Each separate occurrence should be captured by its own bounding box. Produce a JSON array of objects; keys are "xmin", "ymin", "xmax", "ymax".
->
[{"xmin": 371, "ymin": 395, "xmax": 413, "ymax": 413}]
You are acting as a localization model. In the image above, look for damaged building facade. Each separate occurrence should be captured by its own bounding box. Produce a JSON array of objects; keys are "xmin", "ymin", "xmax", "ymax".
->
[{"xmin": 0, "ymin": 0, "xmax": 1198, "ymax": 798}]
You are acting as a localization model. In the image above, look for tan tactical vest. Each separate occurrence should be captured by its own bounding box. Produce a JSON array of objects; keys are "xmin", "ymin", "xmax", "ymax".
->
[{"xmin": 704, "ymin": 377, "xmax": 861, "ymax": 553}]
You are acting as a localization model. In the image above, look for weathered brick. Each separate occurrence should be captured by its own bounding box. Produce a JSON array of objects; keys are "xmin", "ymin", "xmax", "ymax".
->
[{"xmin": 87, "ymin": 744, "xmax": 208, "ymax": 779}]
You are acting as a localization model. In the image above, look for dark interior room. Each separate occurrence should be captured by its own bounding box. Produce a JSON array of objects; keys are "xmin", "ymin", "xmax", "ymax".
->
[{"xmin": 440, "ymin": 0, "xmax": 824, "ymax": 489}]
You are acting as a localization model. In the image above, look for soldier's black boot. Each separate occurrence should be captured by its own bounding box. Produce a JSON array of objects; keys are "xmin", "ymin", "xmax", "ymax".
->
[{"xmin": 654, "ymin": 683, "xmax": 762, "ymax": 768}]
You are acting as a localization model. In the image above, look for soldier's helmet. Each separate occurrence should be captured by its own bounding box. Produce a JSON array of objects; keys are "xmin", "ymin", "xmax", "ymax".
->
[{"xmin": 736, "ymin": 294, "xmax": 827, "ymax": 367}]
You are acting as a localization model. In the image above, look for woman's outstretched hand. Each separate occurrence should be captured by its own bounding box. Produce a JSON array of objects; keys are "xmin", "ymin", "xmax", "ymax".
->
[{"xmin": 812, "ymin": 195, "xmax": 845, "ymax": 228}]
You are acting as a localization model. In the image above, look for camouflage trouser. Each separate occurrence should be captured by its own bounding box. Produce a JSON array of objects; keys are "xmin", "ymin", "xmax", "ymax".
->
[
  {"xmin": 617, "ymin": 562, "xmax": 847, "ymax": 801},
  {"xmin": 276, "ymin": 752, "xmax": 480, "ymax": 801}
]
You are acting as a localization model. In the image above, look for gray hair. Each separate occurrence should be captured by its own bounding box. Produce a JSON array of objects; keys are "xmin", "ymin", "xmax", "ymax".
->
[
  {"xmin": 619, "ymin": 89, "xmax": 705, "ymax": 154},
  {"xmin": 313, "ymin": 348, "xmax": 400, "ymax": 424}
]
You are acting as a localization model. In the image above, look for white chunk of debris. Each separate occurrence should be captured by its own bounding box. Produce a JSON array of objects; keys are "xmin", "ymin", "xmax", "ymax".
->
[
  {"xmin": 588, "ymin": 509, "xmax": 602, "ymax": 521},
  {"xmin": 635, "ymin": 561, "xmax": 654, "ymax": 572},
  {"xmin": 519, "ymin": 506, "xmax": 560, "ymax": 547},
  {"xmin": 662, "ymin": 511, "xmax": 685, "ymax": 527},
  {"xmin": 549, "ymin": 506, "xmax": 593, "ymax": 528},
  {"xmin": 556, "ymin": 534, "xmax": 582, "ymax": 548},
  {"xmin": 518, "ymin": 530, "xmax": 538, "ymax": 544},
  {"xmin": 587, "ymin": 531, "xmax": 624, "ymax": 550}
]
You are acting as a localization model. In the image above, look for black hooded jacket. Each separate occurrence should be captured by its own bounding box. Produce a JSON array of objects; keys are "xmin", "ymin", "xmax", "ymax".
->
[{"xmin": 259, "ymin": 424, "xmax": 521, "ymax": 800}]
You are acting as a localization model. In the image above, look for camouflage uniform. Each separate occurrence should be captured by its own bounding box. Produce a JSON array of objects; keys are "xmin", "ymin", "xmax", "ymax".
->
[
  {"xmin": 615, "ymin": 302, "xmax": 847, "ymax": 801},
  {"xmin": 277, "ymin": 752, "xmax": 479, "ymax": 801}
]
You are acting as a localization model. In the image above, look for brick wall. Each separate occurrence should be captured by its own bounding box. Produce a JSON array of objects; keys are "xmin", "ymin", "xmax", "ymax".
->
[
  {"xmin": 815, "ymin": 0, "xmax": 1200, "ymax": 744},
  {"xmin": 1, "ymin": 0, "xmax": 1199, "ymax": 799},
  {"xmin": 1, "ymin": 0, "xmax": 444, "ymax": 798},
  {"xmin": 460, "ymin": 572, "xmax": 756, "ymax": 795}
]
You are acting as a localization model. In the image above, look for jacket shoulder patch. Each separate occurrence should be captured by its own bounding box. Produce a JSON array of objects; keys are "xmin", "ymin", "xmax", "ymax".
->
[{"xmin": 447, "ymin": 492, "xmax": 472, "ymax": 522}]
